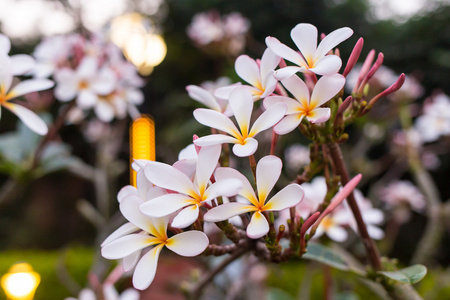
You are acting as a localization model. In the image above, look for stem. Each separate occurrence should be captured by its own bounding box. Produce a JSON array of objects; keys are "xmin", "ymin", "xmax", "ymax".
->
[
  {"xmin": 249, "ymin": 154, "xmax": 257, "ymax": 181},
  {"xmin": 327, "ymin": 142, "xmax": 382, "ymax": 271}
]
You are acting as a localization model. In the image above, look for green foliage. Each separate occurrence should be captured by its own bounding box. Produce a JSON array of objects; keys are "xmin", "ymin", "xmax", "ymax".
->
[{"xmin": 378, "ymin": 264, "xmax": 427, "ymax": 284}]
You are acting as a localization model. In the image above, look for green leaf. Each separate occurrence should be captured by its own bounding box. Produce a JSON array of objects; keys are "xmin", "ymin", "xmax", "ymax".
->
[
  {"xmin": 302, "ymin": 243, "xmax": 366, "ymax": 276},
  {"xmin": 378, "ymin": 264, "xmax": 427, "ymax": 284},
  {"xmin": 266, "ymin": 288, "xmax": 295, "ymax": 300}
]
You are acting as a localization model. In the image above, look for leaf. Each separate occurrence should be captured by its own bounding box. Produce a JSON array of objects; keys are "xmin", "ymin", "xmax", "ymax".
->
[
  {"xmin": 378, "ymin": 264, "xmax": 427, "ymax": 284},
  {"xmin": 302, "ymin": 243, "xmax": 366, "ymax": 276},
  {"xmin": 266, "ymin": 288, "xmax": 295, "ymax": 300}
]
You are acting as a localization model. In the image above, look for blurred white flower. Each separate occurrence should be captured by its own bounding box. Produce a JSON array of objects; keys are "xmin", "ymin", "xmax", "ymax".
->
[
  {"xmin": 415, "ymin": 93, "xmax": 450, "ymax": 142},
  {"xmin": 379, "ymin": 180, "xmax": 426, "ymax": 213},
  {"xmin": 64, "ymin": 285, "xmax": 140, "ymax": 300},
  {"xmin": 284, "ymin": 144, "xmax": 310, "ymax": 173}
]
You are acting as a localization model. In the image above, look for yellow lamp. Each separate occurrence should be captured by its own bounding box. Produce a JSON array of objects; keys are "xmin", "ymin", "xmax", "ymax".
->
[
  {"xmin": 130, "ymin": 114, "xmax": 155, "ymax": 187},
  {"xmin": 1, "ymin": 263, "xmax": 40, "ymax": 300}
]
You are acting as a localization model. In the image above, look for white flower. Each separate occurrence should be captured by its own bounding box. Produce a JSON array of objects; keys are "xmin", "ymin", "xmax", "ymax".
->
[
  {"xmin": 415, "ymin": 93, "xmax": 450, "ymax": 142},
  {"xmin": 64, "ymin": 285, "xmax": 140, "ymax": 300},
  {"xmin": 140, "ymin": 145, "xmax": 243, "ymax": 228},
  {"xmin": 284, "ymin": 144, "xmax": 310, "ymax": 173},
  {"xmin": 379, "ymin": 180, "xmax": 426, "ymax": 213},
  {"xmin": 266, "ymin": 23, "xmax": 353, "ymax": 79},
  {"xmin": 204, "ymin": 155, "xmax": 304, "ymax": 239},
  {"xmin": 0, "ymin": 53, "xmax": 53, "ymax": 135},
  {"xmin": 0, "ymin": 34, "xmax": 35, "ymax": 76},
  {"xmin": 186, "ymin": 84, "xmax": 233, "ymax": 116},
  {"xmin": 264, "ymin": 74, "xmax": 345, "ymax": 134},
  {"xmin": 194, "ymin": 87, "xmax": 287, "ymax": 157},
  {"xmin": 187, "ymin": 11, "xmax": 224, "ymax": 45},
  {"xmin": 32, "ymin": 35, "xmax": 73, "ymax": 78}
]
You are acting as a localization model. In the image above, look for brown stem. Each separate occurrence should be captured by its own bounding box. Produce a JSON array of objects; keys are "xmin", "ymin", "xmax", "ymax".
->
[{"xmin": 327, "ymin": 142, "xmax": 382, "ymax": 271}]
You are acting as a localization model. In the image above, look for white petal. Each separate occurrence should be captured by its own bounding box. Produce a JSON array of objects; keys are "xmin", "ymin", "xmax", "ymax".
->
[
  {"xmin": 54, "ymin": 70, "xmax": 77, "ymax": 101},
  {"xmin": 273, "ymin": 66, "xmax": 303, "ymax": 81},
  {"xmin": 305, "ymin": 107, "xmax": 330, "ymax": 124},
  {"xmin": 139, "ymin": 193, "xmax": 192, "ymax": 218},
  {"xmin": 136, "ymin": 170, "xmax": 150, "ymax": 199},
  {"xmin": 92, "ymin": 68, "xmax": 116, "ymax": 94},
  {"xmin": 120, "ymin": 195, "xmax": 154, "ymax": 233},
  {"xmin": 123, "ymin": 251, "xmax": 141, "ymax": 272},
  {"xmin": 249, "ymin": 102, "xmax": 286, "ymax": 136},
  {"xmin": 173, "ymin": 158, "xmax": 196, "ymax": 180},
  {"xmin": 118, "ymin": 186, "xmax": 138, "ymax": 202},
  {"xmin": 196, "ymin": 144, "xmax": 221, "ymax": 193},
  {"xmin": 119, "ymin": 288, "xmax": 140, "ymax": 300},
  {"xmin": 171, "ymin": 204, "xmax": 199, "ymax": 228},
  {"xmin": 281, "ymin": 75, "xmax": 310, "ymax": 104},
  {"xmin": 247, "ymin": 211, "xmax": 269, "ymax": 239},
  {"xmin": 214, "ymin": 84, "xmax": 239, "ymax": 101},
  {"xmin": 10, "ymin": 79, "xmax": 54, "ymax": 98},
  {"xmin": 77, "ymin": 90, "xmax": 98, "ymax": 108},
  {"xmin": 204, "ymin": 178, "xmax": 243, "ymax": 201},
  {"xmin": 235, "ymin": 55, "xmax": 261, "ymax": 87},
  {"xmin": 77, "ymin": 56, "xmax": 98, "ymax": 78},
  {"xmin": 309, "ymin": 55, "xmax": 342, "ymax": 76},
  {"xmin": 310, "ymin": 74, "xmax": 345, "ymax": 107},
  {"xmin": 95, "ymin": 101, "xmax": 115, "ymax": 122},
  {"xmin": 132, "ymin": 244, "xmax": 163, "ymax": 290},
  {"xmin": 203, "ymin": 202, "xmax": 255, "ymax": 222},
  {"xmin": 314, "ymin": 27, "xmax": 353, "ymax": 62},
  {"xmin": 101, "ymin": 234, "xmax": 157, "ymax": 259},
  {"xmin": 78, "ymin": 289, "xmax": 96, "ymax": 300},
  {"xmin": 147, "ymin": 186, "xmax": 167, "ymax": 201},
  {"xmin": 260, "ymin": 72, "xmax": 278, "ymax": 98},
  {"xmin": 0, "ymin": 54, "xmax": 13, "ymax": 92},
  {"xmin": 264, "ymin": 96, "xmax": 300, "ymax": 114},
  {"xmin": 256, "ymin": 155, "xmax": 282, "ymax": 203},
  {"xmin": 367, "ymin": 225, "xmax": 385, "ymax": 240},
  {"xmin": 166, "ymin": 231, "xmax": 209, "ymax": 256},
  {"xmin": 187, "ymin": 85, "xmax": 221, "ymax": 111},
  {"xmin": 232, "ymin": 137, "xmax": 258, "ymax": 157},
  {"xmin": 265, "ymin": 36, "xmax": 307, "ymax": 67},
  {"xmin": 274, "ymin": 114, "xmax": 303, "ymax": 135},
  {"xmin": 228, "ymin": 87, "xmax": 253, "ymax": 136},
  {"xmin": 260, "ymin": 48, "xmax": 281, "ymax": 79},
  {"xmin": 10, "ymin": 54, "xmax": 35, "ymax": 75},
  {"xmin": 194, "ymin": 134, "xmax": 239, "ymax": 147},
  {"xmin": 144, "ymin": 161, "xmax": 196, "ymax": 195},
  {"xmin": 263, "ymin": 184, "xmax": 304, "ymax": 211},
  {"xmin": 0, "ymin": 34, "xmax": 11, "ymax": 54},
  {"xmin": 193, "ymin": 108, "xmax": 240, "ymax": 137},
  {"xmin": 327, "ymin": 226, "xmax": 348, "ymax": 242},
  {"xmin": 2, "ymin": 102, "xmax": 48, "ymax": 135},
  {"xmin": 101, "ymin": 222, "xmax": 139, "ymax": 247},
  {"xmin": 215, "ymin": 167, "xmax": 258, "ymax": 206},
  {"xmin": 291, "ymin": 23, "xmax": 318, "ymax": 65}
]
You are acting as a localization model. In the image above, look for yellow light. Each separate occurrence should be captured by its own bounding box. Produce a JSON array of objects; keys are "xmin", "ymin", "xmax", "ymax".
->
[
  {"xmin": 1, "ymin": 263, "xmax": 40, "ymax": 300},
  {"xmin": 130, "ymin": 115, "xmax": 155, "ymax": 187}
]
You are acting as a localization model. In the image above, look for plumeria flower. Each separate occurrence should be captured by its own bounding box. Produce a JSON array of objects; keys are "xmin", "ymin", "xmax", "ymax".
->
[
  {"xmin": 101, "ymin": 195, "xmax": 209, "ymax": 290},
  {"xmin": 0, "ymin": 34, "xmax": 35, "ymax": 76},
  {"xmin": 264, "ymin": 74, "xmax": 345, "ymax": 134},
  {"xmin": 204, "ymin": 155, "xmax": 304, "ymax": 239},
  {"xmin": 194, "ymin": 87, "xmax": 287, "ymax": 157},
  {"xmin": 0, "ymin": 54, "xmax": 53, "ymax": 135},
  {"xmin": 54, "ymin": 56, "xmax": 116, "ymax": 109},
  {"xmin": 266, "ymin": 23, "xmax": 353, "ymax": 79},
  {"xmin": 415, "ymin": 93, "xmax": 450, "ymax": 142},
  {"xmin": 215, "ymin": 48, "xmax": 280, "ymax": 100},
  {"xmin": 186, "ymin": 84, "xmax": 234, "ymax": 116},
  {"xmin": 32, "ymin": 35, "xmax": 73, "ymax": 78},
  {"xmin": 140, "ymin": 145, "xmax": 243, "ymax": 228}
]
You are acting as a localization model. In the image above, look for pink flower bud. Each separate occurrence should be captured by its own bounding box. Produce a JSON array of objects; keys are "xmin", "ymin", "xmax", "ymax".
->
[{"xmin": 343, "ymin": 38, "xmax": 364, "ymax": 77}]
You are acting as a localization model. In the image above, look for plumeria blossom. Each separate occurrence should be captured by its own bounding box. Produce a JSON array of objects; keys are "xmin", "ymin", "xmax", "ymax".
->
[
  {"xmin": 415, "ymin": 93, "xmax": 450, "ymax": 142},
  {"xmin": 186, "ymin": 84, "xmax": 234, "ymax": 116},
  {"xmin": 266, "ymin": 23, "xmax": 353, "ymax": 79},
  {"xmin": 101, "ymin": 196, "xmax": 209, "ymax": 290},
  {"xmin": 0, "ymin": 34, "xmax": 35, "ymax": 76},
  {"xmin": 140, "ymin": 144, "xmax": 243, "ymax": 228},
  {"xmin": 264, "ymin": 74, "xmax": 345, "ymax": 134},
  {"xmin": 194, "ymin": 87, "xmax": 287, "ymax": 157},
  {"xmin": 0, "ymin": 53, "xmax": 53, "ymax": 135},
  {"xmin": 204, "ymin": 155, "xmax": 304, "ymax": 239},
  {"xmin": 215, "ymin": 48, "xmax": 280, "ymax": 100}
]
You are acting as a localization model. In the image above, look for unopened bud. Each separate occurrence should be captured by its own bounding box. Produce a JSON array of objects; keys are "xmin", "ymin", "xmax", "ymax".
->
[{"xmin": 343, "ymin": 38, "xmax": 364, "ymax": 77}]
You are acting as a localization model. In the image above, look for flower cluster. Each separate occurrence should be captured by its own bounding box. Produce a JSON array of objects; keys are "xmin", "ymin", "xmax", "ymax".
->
[{"xmin": 33, "ymin": 33, "xmax": 144, "ymax": 122}]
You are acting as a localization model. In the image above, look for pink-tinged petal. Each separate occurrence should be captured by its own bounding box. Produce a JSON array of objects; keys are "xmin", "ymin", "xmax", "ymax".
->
[
  {"xmin": 147, "ymin": 186, "xmax": 168, "ymax": 201},
  {"xmin": 247, "ymin": 211, "xmax": 269, "ymax": 239},
  {"xmin": 214, "ymin": 84, "xmax": 240, "ymax": 100},
  {"xmin": 260, "ymin": 48, "xmax": 281, "ymax": 79},
  {"xmin": 263, "ymin": 183, "xmax": 304, "ymax": 211},
  {"xmin": 273, "ymin": 66, "xmax": 304, "ymax": 81},
  {"xmin": 235, "ymin": 55, "xmax": 261, "ymax": 87},
  {"xmin": 274, "ymin": 114, "xmax": 303, "ymax": 135},
  {"xmin": 187, "ymin": 85, "xmax": 221, "ymax": 111},
  {"xmin": 314, "ymin": 27, "xmax": 353, "ymax": 62},
  {"xmin": 249, "ymin": 102, "xmax": 286, "ymax": 136},
  {"xmin": 327, "ymin": 226, "xmax": 348, "ymax": 242},
  {"xmin": 232, "ymin": 137, "xmax": 258, "ymax": 157},
  {"xmin": 101, "ymin": 233, "xmax": 159, "ymax": 259},
  {"xmin": 171, "ymin": 204, "xmax": 199, "ymax": 228},
  {"xmin": 10, "ymin": 54, "xmax": 35, "ymax": 75},
  {"xmin": 136, "ymin": 170, "xmax": 150, "ymax": 199},
  {"xmin": 0, "ymin": 34, "xmax": 11, "ymax": 54},
  {"xmin": 94, "ymin": 101, "xmax": 114, "ymax": 122},
  {"xmin": 166, "ymin": 231, "xmax": 209, "ymax": 256},
  {"xmin": 132, "ymin": 244, "xmax": 164, "ymax": 290},
  {"xmin": 256, "ymin": 155, "xmax": 282, "ymax": 203},
  {"xmin": 140, "ymin": 193, "xmax": 192, "ymax": 217},
  {"xmin": 264, "ymin": 96, "xmax": 300, "ymax": 114},
  {"xmin": 305, "ymin": 107, "xmax": 331, "ymax": 124},
  {"xmin": 53, "ymin": 69, "xmax": 77, "ymax": 101},
  {"xmin": 77, "ymin": 56, "xmax": 98, "ymax": 78},
  {"xmin": 193, "ymin": 108, "xmax": 240, "ymax": 137},
  {"xmin": 120, "ymin": 195, "xmax": 162, "ymax": 238},
  {"xmin": 291, "ymin": 23, "xmax": 318, "ymax": 65},
  {"xmin": 117, "ymin": 185, "xmax": 138, "ymax": 202},
  {"xmin": 173, "ymin": 159, "xmax": 196, "ymax": 180},
  {"xmin": 228, "ymin": 87, "xmax": 253, "ymax": 136},
  {"xmin": 0, "ymin": 54, "xmax": 13, "ymax": 92},
  {"xmin": 144, "ymin": 161, "xmax": 196, "ymax": 195},
  {"xmin": 265, "ymin": 37, "xmax": 307, "ymax": 67},
  {"xmin": 281, "ymin": 75, "xmax": 310, "ymax": 104},
  {"xmin": 123, "ymin": 251, "xmax": 141, "ymax": 272},
  {"xmin": 260, "ymin": 72, "xmax": 278, "ymax": 98},
  {"xmin": 204, "ymin": 202, "xmax": 256, "ymax": 222},
  {"xmin": 10, "ymin": 79, "xmax": 54, "ymax": 99},
  {"xmin": 2, "ymin": 102, "xmax": 48, "ymax": 135},
  {"xmin": 196, "ymin": 144, "xmax": 221, "ymax": 194},
  {"xmin": 77, "ymin": 90, "xmax": 98, "ymax": 108},
  {"xmin": 215, "ymin": 167, "xmax": 258, "ymax": 206},
  {"xmin": 309, "ymin": 55, "xmax": 342, "ymax": 76},
  {"xmin": 203, "ymin": 178, "xmax": 243, "ymax": 201},
  {"xmin": 194, "ymin": 134, "xmax": 239, "ymax": 147},
  {"xmin": 101, "ymin": 222, "xmax": 139, "ymax": 246},
  {"xmin": 310, "ymin": 74, "xmax": 345, "ymax": 107}
]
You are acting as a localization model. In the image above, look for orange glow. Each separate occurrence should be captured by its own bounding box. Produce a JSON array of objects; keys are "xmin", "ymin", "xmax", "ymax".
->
[
  {"xmin": 1, "ymin": 263, "xmax": 40, "ymax": 300},
  {"xmin": 130, "ymin": 115, "xmax": 155, "ymax": 186}
]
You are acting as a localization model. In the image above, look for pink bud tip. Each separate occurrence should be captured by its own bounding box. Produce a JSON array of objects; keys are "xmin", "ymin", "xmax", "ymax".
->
[{"xmin": 343, "ymin": 38, "xmax": 364, "ymax": 77}]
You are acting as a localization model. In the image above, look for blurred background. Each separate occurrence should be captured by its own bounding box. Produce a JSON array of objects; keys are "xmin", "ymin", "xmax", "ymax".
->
[{"xmin": 0, "ymin": 0, "xmax": 449, "ymax": 299}]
